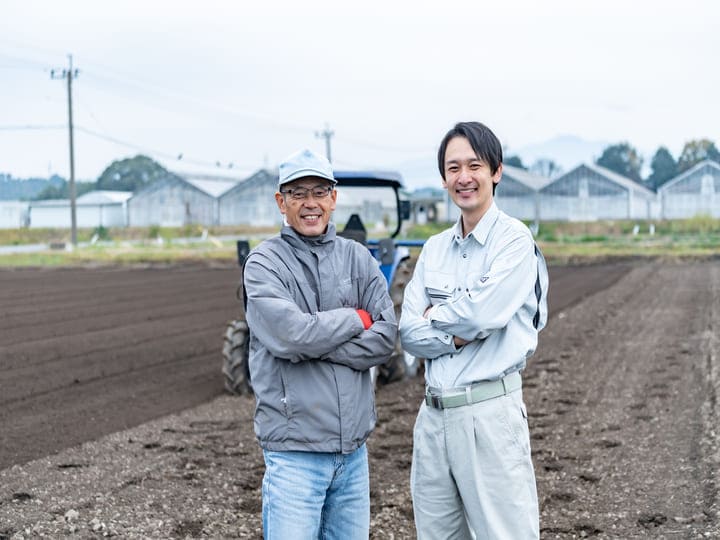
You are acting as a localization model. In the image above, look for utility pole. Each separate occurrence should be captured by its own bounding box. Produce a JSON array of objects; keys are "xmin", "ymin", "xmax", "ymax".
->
[
  {"xmin": 51, "ymin": 55, "xmax": 79, "ymax": 246},
  {"xmin": 315, "ymin": 123, "xmax": 335, "ymax": 163}
]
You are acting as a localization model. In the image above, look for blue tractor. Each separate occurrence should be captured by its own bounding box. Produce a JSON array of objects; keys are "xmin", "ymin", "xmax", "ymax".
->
[{"xmin": 222, "ymin": 170, "xmax": 424, "ymax": 394}]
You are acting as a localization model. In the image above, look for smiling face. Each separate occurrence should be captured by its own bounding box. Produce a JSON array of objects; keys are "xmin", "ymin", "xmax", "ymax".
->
[
  {"xmin": 442, "ymin": 135, "xmax": 502, "ymax": 233},
  {"xmin": 275, "ymin": 177, "xmax": 337, "ymax": 237}
]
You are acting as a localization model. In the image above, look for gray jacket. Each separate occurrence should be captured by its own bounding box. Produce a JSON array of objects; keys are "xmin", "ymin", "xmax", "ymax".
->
[{"xmin": 244, "ymin": 223, "xmax": 397, "ymax": 454}]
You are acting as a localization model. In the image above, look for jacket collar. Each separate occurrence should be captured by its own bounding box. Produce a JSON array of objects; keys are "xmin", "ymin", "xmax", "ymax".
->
[{"xmin": 281, "ymin": 222, "xmax": 337, "ymax": 251}]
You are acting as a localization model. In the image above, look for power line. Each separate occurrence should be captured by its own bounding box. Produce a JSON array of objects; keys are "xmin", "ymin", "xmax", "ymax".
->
[
  {"xmin": 0, "ymin": 43, "xmax": 316, "ymax": 134},
  {"xmin": 2, "ymin": 46, "xmax": 439, "ymax": 177},
  {"xmin": 0, "ymin": 124, "xmax": 65, "ymax": 131},
  {"xmin": 80, "ymin": 68, "xmax": 316, "ymax": 134},
  {"xmin": 76, "ymin": 126, "xmax": 255, "ymax": 170},
  {"xmin": 0, "ymin": 51, "xmax": 54, "ymax": 71},
  {"xmin": 335, "ymin": 134, "xmax": 433, "ymax": 154},
  {"xmin": 2, "ymin": 46, "xmax": 432, "ymax": 159},
  {"xmin": 0, "ymin": 122, "xmax": 257, "ymax": 172},
  {"xmin": 75, "ymin": 126, "xmax": 223, "ymax": 168}
]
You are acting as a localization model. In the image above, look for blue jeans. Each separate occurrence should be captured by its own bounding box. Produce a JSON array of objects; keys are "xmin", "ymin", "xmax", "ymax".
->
[{"xmin": 262, "ymin": 444, "xmax": 370, "ymax": 540}]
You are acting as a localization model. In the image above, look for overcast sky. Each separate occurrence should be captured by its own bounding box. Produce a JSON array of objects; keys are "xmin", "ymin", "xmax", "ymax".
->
[{"xmin": 1, "ymin": 0, "xmax": 718, "ymax": 188}]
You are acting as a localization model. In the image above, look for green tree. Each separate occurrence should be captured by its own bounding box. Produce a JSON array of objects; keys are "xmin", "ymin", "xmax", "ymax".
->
[
  {"xmin": 504, "ymin": 155, "xmax": 526, "ymax": 170},
  {"xmin": 677, "ymin": 139, "xmax": 720, "ymax": 173},
  {"xmin": 645, "ymin": 147, "xmax": 677, "ymax": 190},
  {"xmin": 596, "ymin": 142, "xmax": 643, "ymax": 182},
  {"xmin": 2, "ymin": 174, "xmax": 65, "ymax": 200},
  {"xmin": 34, "ymin": 179, "xmax": 95, "ymax": 200},
  {"xmin": 96, "ymin": 154, "xmax": 170, "ymax": 192},
  {"xmin": 530, "ymin": 158, "xmax": 562, "ymax": 178}
]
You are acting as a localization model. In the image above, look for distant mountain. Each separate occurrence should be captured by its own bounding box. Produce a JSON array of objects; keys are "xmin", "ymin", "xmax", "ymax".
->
[
  {"xmin": 0, "ymin": 174, "xmax": 66, "ymax": 200},
  {"xmin": 512, "ymin": 135, "xmax": 609, "ymax": 174}
]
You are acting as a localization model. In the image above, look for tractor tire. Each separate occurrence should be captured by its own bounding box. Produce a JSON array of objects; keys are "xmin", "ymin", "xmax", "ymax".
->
[
  {"xmin": 222, "ymin": 319, "xmax": 252, "ymax": 395},
  {"xmin": 390, "ymin": 256, "xmax": 417, "ymax": 310}
]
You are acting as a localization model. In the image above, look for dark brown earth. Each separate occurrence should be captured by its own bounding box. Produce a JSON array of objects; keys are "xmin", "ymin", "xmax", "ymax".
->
[
  {"xmin": 1, "ymin": 261, "xmax": 718, "ymax": 538},
  {"xmin": 0, "ymin": 264, "xmax": 240, "ymax": 470}
]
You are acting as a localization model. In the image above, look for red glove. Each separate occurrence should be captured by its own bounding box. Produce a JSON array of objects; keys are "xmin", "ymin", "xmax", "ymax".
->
[{"xmin": 356, "ymin": 309, "xmax": 373, "ymax": 330}]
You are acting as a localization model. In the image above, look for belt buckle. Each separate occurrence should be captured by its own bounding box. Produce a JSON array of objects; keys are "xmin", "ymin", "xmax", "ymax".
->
[{"xmin": 430, "ymin": 395, "xmax": 443, "ymax": 409}]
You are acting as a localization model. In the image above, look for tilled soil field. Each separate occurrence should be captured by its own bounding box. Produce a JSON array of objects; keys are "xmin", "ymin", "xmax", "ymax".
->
[
  {"xmin": 0, "ymin": 264, "xmax": 241, "ymax": 470},
  {"xmin": 1, "ymin": 261, "xmax": 718, "ymax": 538}
]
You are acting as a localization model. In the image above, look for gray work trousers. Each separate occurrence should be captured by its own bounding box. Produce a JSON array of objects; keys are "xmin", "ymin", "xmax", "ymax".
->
[{"xmin": 411, "ymin": 389, "xmax": 539, "ymax": 540}]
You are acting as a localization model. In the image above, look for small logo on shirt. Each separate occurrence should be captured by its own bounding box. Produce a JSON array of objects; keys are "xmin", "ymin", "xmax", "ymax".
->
[{"xmin": 479, "ymin": 275, "xmax": 489, "ymax": 283}]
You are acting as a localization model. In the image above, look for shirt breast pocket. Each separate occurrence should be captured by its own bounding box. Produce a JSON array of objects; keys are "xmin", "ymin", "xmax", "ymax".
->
[{"xmin": 424, "ymin": 271, "xmax": 454, "ymax": 305}]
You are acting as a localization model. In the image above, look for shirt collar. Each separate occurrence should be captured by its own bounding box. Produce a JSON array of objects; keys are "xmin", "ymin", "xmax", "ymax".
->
[{"xmin": 452, "ymin": 202, "xmax": 499, "ymax": 246}]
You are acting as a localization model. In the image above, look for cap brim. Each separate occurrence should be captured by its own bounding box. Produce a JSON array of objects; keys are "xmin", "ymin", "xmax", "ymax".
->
[{"xmin": 279, "ymin": 169, "xmax": 337, "ymax": 187}]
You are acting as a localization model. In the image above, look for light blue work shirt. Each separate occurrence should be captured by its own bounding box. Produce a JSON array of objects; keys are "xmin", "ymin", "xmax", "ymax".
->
[{"xmin": 399, "ymin": 202, "xmax": 548, "ymax": 389}]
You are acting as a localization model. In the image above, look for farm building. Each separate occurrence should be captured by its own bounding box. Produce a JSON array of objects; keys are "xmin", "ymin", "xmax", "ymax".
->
[
  {"xmin": 128, "ymin": 173, "xmax": 238, "ymax": 227},
  {"xmin": 658, "ymin": 160, "xmax": 720, "ymax": 219},
  {"xmin": 0, "ymin": 201, "xmax": 29, "ymax": 228},
  {"xmin": 495, "ymin": 165, "xmax": 551, "ymax": 222},
  {"xmin": 28, "ymin": 190, "xmax": 132, "ymax": 228},
  {"xmin": 218, "ymin": 169, "xmax": 281, "ymax": 226},
  {"xmin": 539, "ymin": 163, "xmax": 657, "ymax": 221}
]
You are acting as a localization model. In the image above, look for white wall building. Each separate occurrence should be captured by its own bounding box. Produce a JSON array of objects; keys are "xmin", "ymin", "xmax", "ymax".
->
[
  {"xmin": 659, "ymin": 160, "xmax": 720, "ymax": 219},
  {"xmin": 0, "ymin": 201, "xmax": 30, "ymax": 228},
  {"xmin": 28, "ymin": 191, "xmax": 132, "ymax": 228}
]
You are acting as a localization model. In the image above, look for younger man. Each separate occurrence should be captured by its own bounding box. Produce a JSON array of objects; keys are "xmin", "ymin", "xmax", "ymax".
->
[{"xmin": 400, "ymin": 122, "xmax": 548, "ymax": 539}]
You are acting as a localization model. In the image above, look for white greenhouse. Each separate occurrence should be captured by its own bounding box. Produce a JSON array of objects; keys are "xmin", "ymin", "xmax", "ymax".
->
[
  {"xmin": 218, "ymin": 169, "xmax": 281, "ymax": 226},
  {"xmin": 658, "ymin": 160, "xmax": 720, "ymax": 219},
  {"xmin": 495, "ymin": 165, "xmax": 551, "ymax": 222},
  {"xmin": 128, "ymin": 174, "xmax": 238, "ymax": 227},
  {"xmin": 539, "ymin": 163, "xmax": 657, "ymax": 221}
]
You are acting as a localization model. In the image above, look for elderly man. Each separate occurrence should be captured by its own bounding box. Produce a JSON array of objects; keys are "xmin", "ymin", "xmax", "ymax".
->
[{"xmin": 243, "ymin": 148, "xmax": 397, "ymax": 539}]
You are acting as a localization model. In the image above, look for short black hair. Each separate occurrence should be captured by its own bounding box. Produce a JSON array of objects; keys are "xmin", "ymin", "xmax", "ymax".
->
[{"xmin": 437, "ymin": 121, "xmax": 503, "ymax": 180}]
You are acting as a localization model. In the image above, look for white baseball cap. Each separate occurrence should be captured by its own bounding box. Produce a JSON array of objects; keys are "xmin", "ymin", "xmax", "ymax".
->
[{"xmin": 278, "ymin": 148, "xmax": 336, "ymax": 188}]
